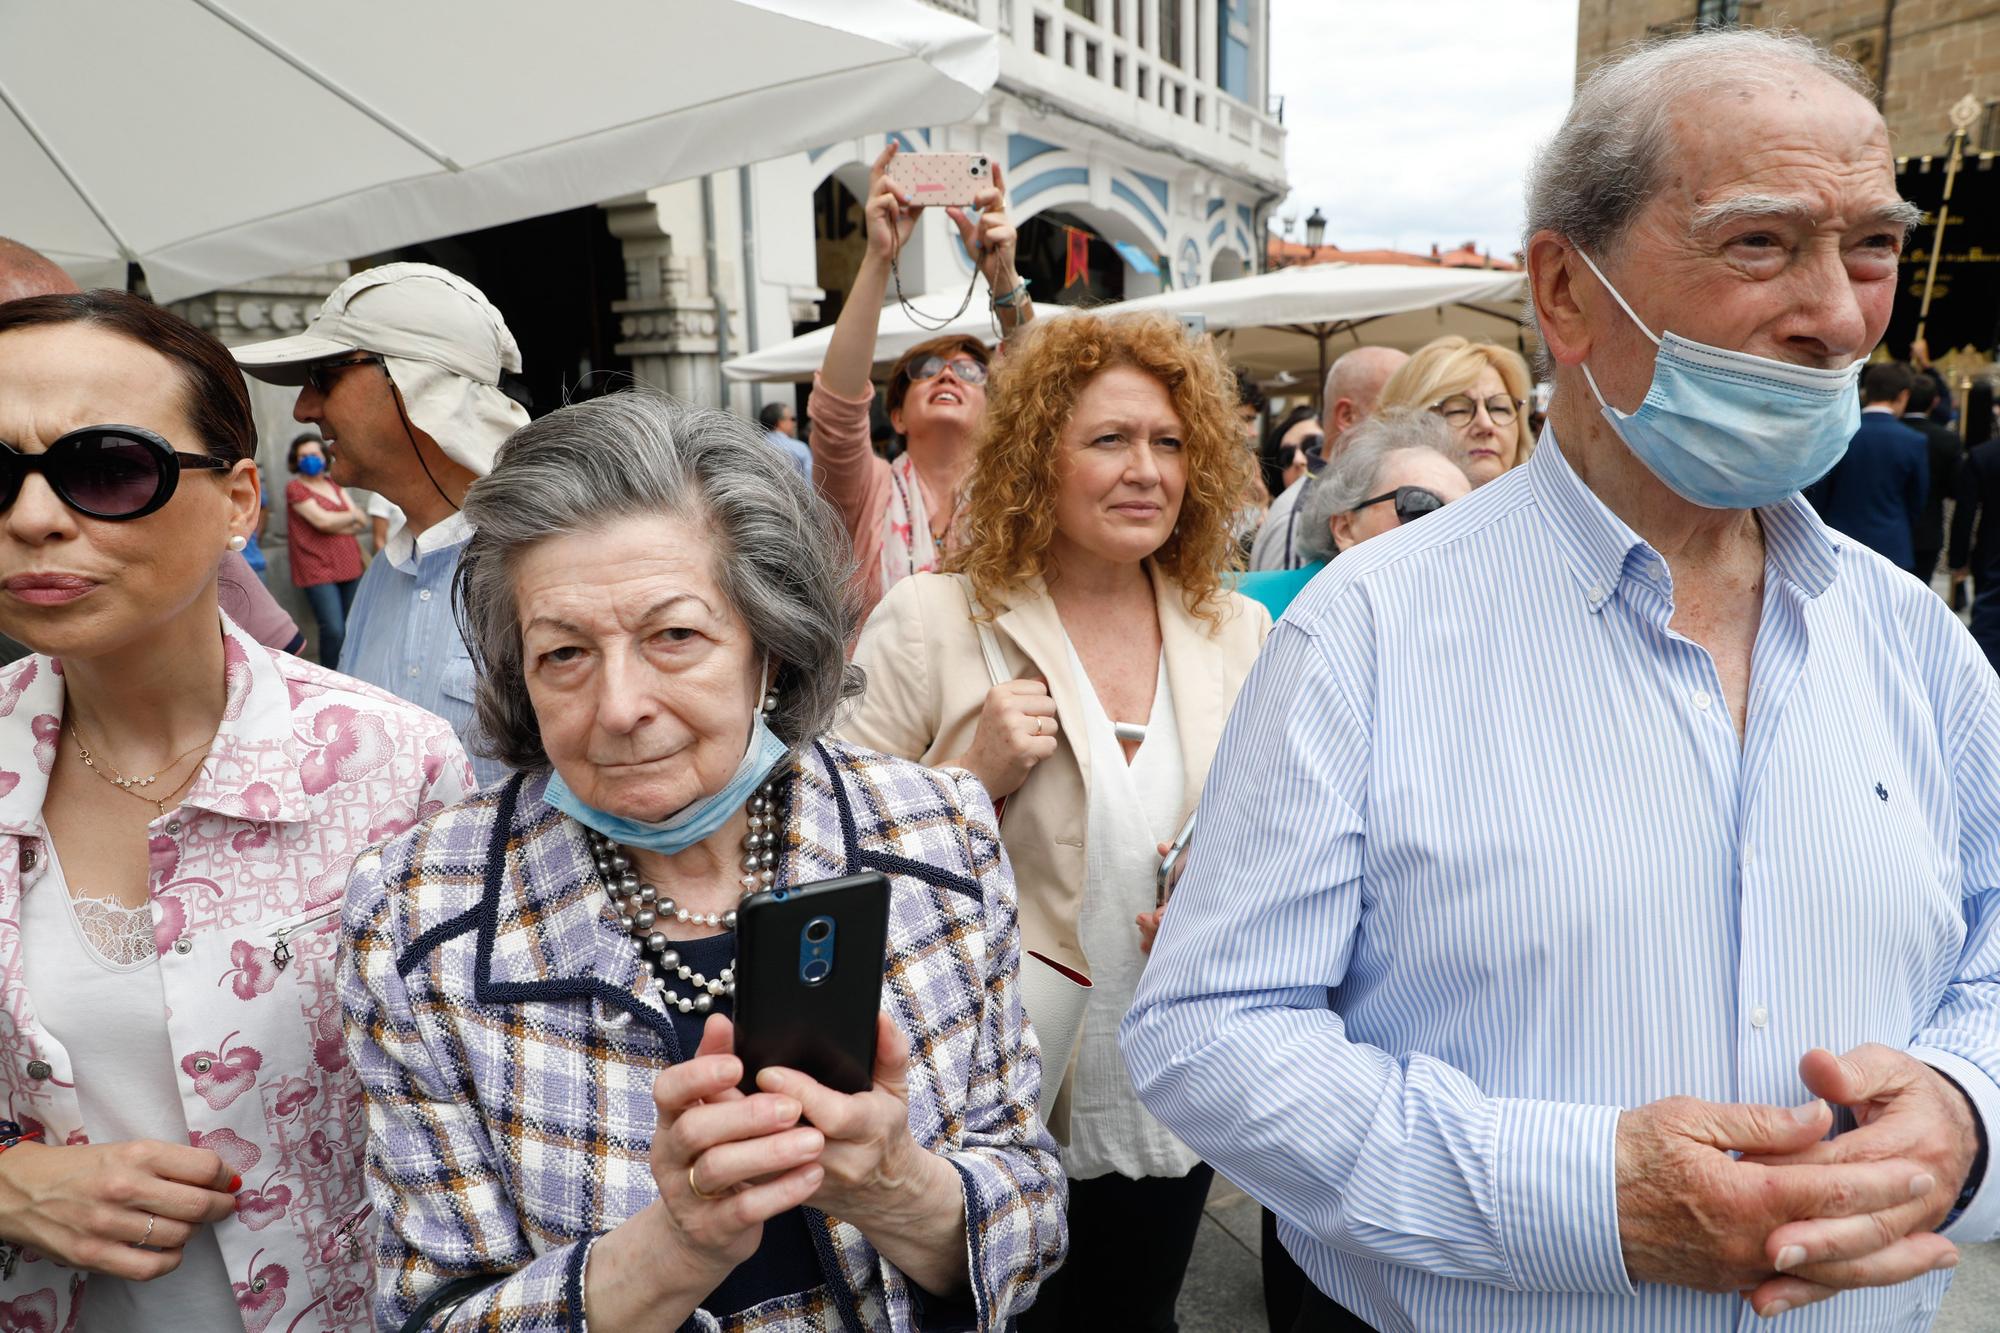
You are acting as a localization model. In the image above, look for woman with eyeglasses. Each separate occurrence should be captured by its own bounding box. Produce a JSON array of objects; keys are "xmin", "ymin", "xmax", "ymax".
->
[
  {"xmin": 1375, "ymin": 335, "xmax": 1536, "ymax": 487},
  {"xmin": 1237, "ymin": 409, "xmax": 1471, "ymax": 620},
  {"xmin": 811, "ymin": 142, "xmax": 1033, "ymax": 618},
  {"xmin": 282, "ymin": 434, "xmax": 367, "ymax": 667},
  {"xmin": 0, "ymin": 292, "xmax": 472, "ymax": 1333},
  {"xmin": 843, "ymin": 311, "xmax": 1268, "ymax": 1333}
]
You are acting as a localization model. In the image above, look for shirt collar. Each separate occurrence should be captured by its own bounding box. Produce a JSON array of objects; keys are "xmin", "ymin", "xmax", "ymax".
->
[
  {"xmin": 0, "ymin": 614, "xmax": 314, "ymax": 837},
  {"xmin": 385, "ymin": 509, "xmax": 472, "ymax": 569},
  {"xmin": 1862, "ymin": 404, "xmax": 1897, "ymax": 415},
  {"xmin": 1529, "ymin": 426, "xmax": 1838, "ymax": 613}
]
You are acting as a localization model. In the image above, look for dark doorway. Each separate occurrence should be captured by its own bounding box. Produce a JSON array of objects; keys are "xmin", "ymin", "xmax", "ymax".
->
[
  {"xmin": 361, "ymin": 205, "xmax": 632, "ymax": 418},
  {"xmin": 1016, "ymin": 212, "xmax": 1126, "ymax": 306}
]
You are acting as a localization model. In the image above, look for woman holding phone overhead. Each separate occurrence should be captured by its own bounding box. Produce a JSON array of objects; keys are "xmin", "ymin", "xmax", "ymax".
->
[
  {"xmin": 841, "ymin": 311, "xmax": 1269, "ymax": 1333},
  {"xmin": 339, "ymin": 391, "xmax": 1064, "ymax": 1331},
  {"xmin": 0, "ymin": 291, "xmax": 471, "ymax": 1333},
  {"xmin": 810, "ymin": 141, "xmax": 1035, "ymax": 620}
]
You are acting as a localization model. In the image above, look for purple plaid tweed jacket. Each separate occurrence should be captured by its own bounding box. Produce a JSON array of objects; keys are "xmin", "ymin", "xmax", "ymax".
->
[{"xmin": 339, "ymin": 739, "xmax": 1066, "ymax": 1331}]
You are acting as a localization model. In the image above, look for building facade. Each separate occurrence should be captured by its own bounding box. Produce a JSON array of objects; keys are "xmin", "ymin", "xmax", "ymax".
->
[{"xmin": 1573, "ymin": 0, "xmax": 1999, "ymax": 157}]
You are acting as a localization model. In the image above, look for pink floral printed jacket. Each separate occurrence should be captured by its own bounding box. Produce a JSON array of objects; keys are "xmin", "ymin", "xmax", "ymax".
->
[{"xmin": 0, "ymin": 616, "xmax": 474, "ymax": 1333}]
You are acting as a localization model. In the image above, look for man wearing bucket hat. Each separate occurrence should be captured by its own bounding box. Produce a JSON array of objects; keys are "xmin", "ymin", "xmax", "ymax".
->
[{"xmin": 234, "ymin": 263, "xmax": 528, "ymax": 785}]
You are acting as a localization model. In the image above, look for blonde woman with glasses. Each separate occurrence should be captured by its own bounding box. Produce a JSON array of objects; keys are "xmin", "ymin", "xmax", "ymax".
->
[{"xmin": 1376, "ymin": 335, "xmax": 1535, "ymax": 486}]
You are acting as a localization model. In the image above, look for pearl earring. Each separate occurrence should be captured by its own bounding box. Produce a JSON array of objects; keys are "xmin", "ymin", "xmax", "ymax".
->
[{"xmin": 227, "ymin": 535, "xmax": 247, "ymax": 552}]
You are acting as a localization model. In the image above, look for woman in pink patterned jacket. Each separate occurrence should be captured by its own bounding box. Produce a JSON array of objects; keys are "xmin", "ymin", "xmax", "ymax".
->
[{"xmin": 0, "ymin": 292, "xmax": 473, "ymax": 1333}]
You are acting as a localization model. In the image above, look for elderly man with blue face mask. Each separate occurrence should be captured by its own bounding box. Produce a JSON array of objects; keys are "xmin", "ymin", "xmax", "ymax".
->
[{"xmin": 1123, "ymin": 27, "xmax": 1997, "ymax": 1333}]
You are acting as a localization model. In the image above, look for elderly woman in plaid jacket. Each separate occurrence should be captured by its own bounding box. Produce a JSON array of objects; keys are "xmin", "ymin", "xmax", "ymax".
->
[{"xmin": 338, "ymin": 392, "xmax": 1065, "ymax": 1332}]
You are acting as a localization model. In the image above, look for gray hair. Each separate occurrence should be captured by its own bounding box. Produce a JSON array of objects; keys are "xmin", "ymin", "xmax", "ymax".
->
[
  {"xmin": 453, "ymin": 390, "xmax": 862, "ymax": 772},
  {"xmin": 1522, "ymin": 29, "xmax": 1882, "ymax": 359},
  {"xmin": 1524, "ymin": 29, "xmax": 1872, "ymax": 262},
  {"xmin": 1296, "ymin": 409, "xmax": 1459, "ymax": 564}
]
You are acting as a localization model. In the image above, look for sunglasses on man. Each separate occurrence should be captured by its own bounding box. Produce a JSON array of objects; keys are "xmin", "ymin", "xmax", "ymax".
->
[
  {"xmin": 1351, "ymin": 486, "xmax": 1446, "ymax": 524},
  {"xmin": 906, "ymin": 355, "xmax": 988, "ymax": 387},
  {"xmin": 304, "ymin": 354, "xmax": 387, "ymax": 396},
  {"xmin": 0, "ymin": 425, "xmax": 231, "ymax": 521}
]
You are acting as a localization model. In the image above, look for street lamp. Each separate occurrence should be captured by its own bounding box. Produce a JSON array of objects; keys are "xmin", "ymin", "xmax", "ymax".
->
[{"xmin": 1305, "ymin": 207, "xmax": 1327, "ymax": 253}]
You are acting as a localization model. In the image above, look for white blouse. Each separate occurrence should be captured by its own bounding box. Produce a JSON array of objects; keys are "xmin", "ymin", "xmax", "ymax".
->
[
  {"xmin": 1060, "ymin": 638, "xmax": 1199, "ymax": 1182},
  {"xmin": 19, "ymin": 837, "xmax": 239, "ymax": 1333}
]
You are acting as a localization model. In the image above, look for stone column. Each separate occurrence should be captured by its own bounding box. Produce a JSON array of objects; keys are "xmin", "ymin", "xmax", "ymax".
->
[{"xmin": 604, "ymin": 193, "xmax": 730, "ymax": 408}]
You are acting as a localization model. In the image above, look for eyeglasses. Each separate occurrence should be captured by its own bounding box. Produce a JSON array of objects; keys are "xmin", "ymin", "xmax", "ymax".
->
[
  {"xmin": 0, "ymin": 426, "xmax": 231, "ymax": 521},
  {"xmin": 304, "ymin": 354, "xmax": 387, "ymax": 396},
  {"xmin": 1351, "ymin": 485, "xmax": 1447, "ymax": 524},
  {"xmin": 908, "ymin": 354, "xmax": 988, "ymax": 387},
  {"xmin": 1430, "ymin": 394, "xmax": 1520, "ymax": 429}
]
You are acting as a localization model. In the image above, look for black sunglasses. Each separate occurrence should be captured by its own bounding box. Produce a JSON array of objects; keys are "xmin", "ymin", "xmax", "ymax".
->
[
  {"xmin": 1279, "ymin": 433, "xmax": 1325, "ymax": 469},
  {"xmin": 1352, "ymin": 485, "xmax": 1447, "ymax": 523},
  {"xmin": 0, "ymin": 426, "xmax": 231, "ymax": 521},
  {"xmin": 304, "ymin": 354, "xmax": 387, "ymax": 396}
]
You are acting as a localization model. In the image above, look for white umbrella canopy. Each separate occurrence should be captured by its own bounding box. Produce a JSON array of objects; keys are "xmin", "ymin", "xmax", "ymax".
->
[
  {"xmin": 723, "ymin": 261, "xmax": 1529, "ymax": 384},
  {"xmin": 1, "ymin": 0, "xmax": 996, "ymax": 302}
]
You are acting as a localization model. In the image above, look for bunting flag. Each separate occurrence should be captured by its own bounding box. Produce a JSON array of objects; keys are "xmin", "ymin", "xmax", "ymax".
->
[{"xmin": 1064, "ymin": 225, "xmax": 1091, "ymax": 289}]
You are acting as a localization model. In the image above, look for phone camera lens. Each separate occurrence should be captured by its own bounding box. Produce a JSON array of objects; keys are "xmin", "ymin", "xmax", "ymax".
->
[
  {"xmin": 803, "ymin": 958, "xmax": 831, "ymax": 984},
  {"xmin": 805, "ymin": 918, "xmax": 832, "ymax": 943}
]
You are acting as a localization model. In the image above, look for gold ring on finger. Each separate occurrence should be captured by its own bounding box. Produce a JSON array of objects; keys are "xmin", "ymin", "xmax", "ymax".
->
[{"xmin": 688, "ymin": 1165, "xmax": 722, "ymax": 1202}]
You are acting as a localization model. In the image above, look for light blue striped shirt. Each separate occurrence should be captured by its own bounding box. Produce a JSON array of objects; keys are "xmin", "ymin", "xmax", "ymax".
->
[
  {"xmin": 339, "ymin": 513, "xmax": 509, "ymax": 788},
  {"xmin": 1122, "ymin": 434, "xmax": 2000, "ymax": 1331}
]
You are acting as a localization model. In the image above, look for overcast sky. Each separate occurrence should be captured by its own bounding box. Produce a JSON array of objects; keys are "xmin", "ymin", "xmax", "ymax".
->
[{"xmin": 1266, "ymin": 0, "xmax": 1580, "ymax": 261}]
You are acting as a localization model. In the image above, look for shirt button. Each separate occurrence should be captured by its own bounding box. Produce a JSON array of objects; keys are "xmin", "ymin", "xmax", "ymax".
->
[
  {"xmin": 419, "ymin": 589, "xmax": 433, "ymax": 602},
  {"xmin": 19, "ymin": 848, "xmax": 34, "ymax": 872},
  {"xmin": 407, "ymin": 665, "xmax": 421, "ymax": 679},
  {"xmin": 193, "ymin": 1057, "xmax": 213, "ymax": 1074},
  {"xmin": 1750, "ymin": 1006, "xmax": 1770, "ymax": 1029},
  {"xmin": 1691, "ymin": 689, "xmax": 1713, "ymax": 710},
  {"xmin": 172, "ymin": 938, "xmax": 193, "ymax": 956},
  {"xmin": 24, "ymin": 1060, "xmax": 49, "ymax": 1081},
  {"xmin": 1587, "ymin": 581, "xmax": 1607, "ymax": 602},
  {"xmin": 164, "ymin": 820, "xmax": 182, "ymax": 835}
]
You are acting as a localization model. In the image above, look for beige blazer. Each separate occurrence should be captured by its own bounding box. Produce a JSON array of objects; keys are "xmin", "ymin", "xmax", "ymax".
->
[{"xmin": 840, "ymin": 564, "xmax": 1271, "ymax": 979}]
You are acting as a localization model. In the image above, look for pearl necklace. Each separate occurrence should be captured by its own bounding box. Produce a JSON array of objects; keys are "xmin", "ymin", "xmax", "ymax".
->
[{"xmin": 588, "ymin": 773, "xmax": 785, "ymax": 1015}]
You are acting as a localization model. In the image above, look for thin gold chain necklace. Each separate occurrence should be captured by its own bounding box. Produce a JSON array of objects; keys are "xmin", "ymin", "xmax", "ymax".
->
[{"xmin": 71, "ymin": 720, "xmax": 217, "ymax": 818}]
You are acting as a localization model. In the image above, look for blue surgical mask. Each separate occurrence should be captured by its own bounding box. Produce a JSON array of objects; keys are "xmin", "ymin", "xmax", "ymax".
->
[
  {"xmin": 545, "ymin": 664, "xmax": 789, "ymax": 855},
  {"xmin": 1576, "ymin": 250, "xmax": 1864, "ymax": 510},
  {"xmin": 298, "ymin": 453, "xmax": 327, "ymax": 477}
]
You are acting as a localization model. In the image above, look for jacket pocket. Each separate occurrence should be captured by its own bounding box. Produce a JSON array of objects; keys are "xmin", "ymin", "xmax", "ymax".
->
[{"xmin": 267, "ymin": 902, "xmax": 343, "ymax": 971}]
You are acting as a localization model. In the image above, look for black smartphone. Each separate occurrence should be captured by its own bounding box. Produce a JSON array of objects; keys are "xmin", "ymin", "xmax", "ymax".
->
[{"xmin": 733, "ymin": 872, "xmax": 891, "ymax": 1095}]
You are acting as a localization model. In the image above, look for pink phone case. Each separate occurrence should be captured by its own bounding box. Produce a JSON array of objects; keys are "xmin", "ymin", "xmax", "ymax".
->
[{"xmin": 885, "ymin": 152, "xmax": 993, "ymax": 209}]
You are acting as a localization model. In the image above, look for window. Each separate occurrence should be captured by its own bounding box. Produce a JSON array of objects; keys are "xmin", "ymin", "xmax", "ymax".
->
[
  {"xmin": 1064, "ymin": 29, "xmax": 1076, "ymax": 66},
  {"xmin": 1112, "ymin": 0, "xmax": 1123, "ymax": 36},
  {"xmin": 1033, "ymin": 13, "xmax": 1050, "ymax": 54},
  {"xmin": 1138, "ymin": 65, "xmax": 1150, "ymax": 98},
  {"xmin": 1138, "ymin": 0, "xmax": 1147, "ymax": 48},
  {"xmin": 1085, "ymin": 40, "xmax": 1100, "ymax": 78},
  {"xmin": 1695, "ymin": 0, "xmax": 1740, "ymax": 27},
  {"xmin": 1217, "ymin": 0, "xmax": 1250, "ymax": 99},
  {"xmin": 1159, "ymin": 0, "xmax": 1183, "ymax": 67},
  {"xmin": 1114, "ymin": 52, "xmax": 1126, "ymax": 87},
  {"xmin": 1194, "ymin": 93, "xmax": 1205, "ymax": 123},
  {"xmin": 1064, "ymin": 0, "xmax": 1096, "ymax": 19},
  {"xmin": 1174, "ymin": 84, "xmax": 1185, "ymax": 115}
]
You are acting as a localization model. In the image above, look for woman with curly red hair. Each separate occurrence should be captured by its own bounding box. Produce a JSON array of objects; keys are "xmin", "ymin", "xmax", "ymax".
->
[{"xmin": 842, "ymin": 310, "xmax": 1269, "ymax": 1333}]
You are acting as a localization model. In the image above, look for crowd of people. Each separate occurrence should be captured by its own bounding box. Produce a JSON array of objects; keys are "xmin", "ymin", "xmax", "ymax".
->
[{"xmin": 0, "ymin": 22, "xmax": 1992, "ymax": 1333}]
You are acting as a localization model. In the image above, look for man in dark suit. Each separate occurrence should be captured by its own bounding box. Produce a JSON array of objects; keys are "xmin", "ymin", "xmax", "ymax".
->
[
  {"xmin": 1809, "ymin": 361, "xmax": 1928, "ymax": 574},
  {"xmin": 1951, "ymin": 425, "xmax": 2000, "ymax": 675},
  {"xmin": 1905, "ymin": 375, "xmax": 1964, "ymax": 588}
]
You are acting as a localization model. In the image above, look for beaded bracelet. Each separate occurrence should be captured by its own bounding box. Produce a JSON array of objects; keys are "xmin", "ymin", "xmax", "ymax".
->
[{"xmin": 990, "ymin": 278, "xmax": 1033, "ymax": 309}]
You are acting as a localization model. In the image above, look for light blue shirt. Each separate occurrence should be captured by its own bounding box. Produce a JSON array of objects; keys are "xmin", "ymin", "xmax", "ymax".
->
[
  {"xmin": 1122, "ymin": 434, "xmax": 2000, "ymax": 1331},
  {"xmin": 766, "ymin": 429, "xmax": 812, "ymax": 482},
  {"xmin": 340, "ymin": 513, "xmax": 509, "ymax": 788}
]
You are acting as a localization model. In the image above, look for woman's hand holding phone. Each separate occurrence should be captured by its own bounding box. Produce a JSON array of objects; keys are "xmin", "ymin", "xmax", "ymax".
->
[
  {"xmin": 755, "ymin": 1012, "xmax": 970, "ymax": 1297},
  {"xmin": 863, "ymin": 144, "xmax": 922, "ymax": 270}
]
